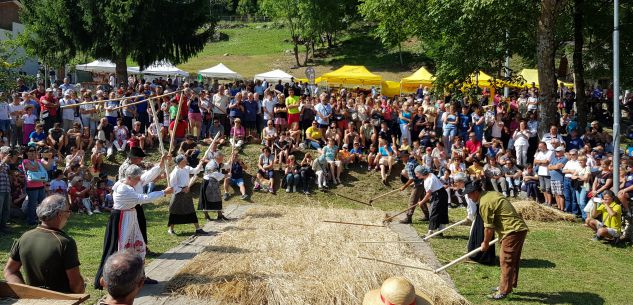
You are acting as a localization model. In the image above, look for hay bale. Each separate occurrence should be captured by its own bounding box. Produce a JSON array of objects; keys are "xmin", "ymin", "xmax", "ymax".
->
[
  {"xmin": 512, "ymin": 200, "xmax": 577, "ymax": 222},
  {"xmin": 168, "ymin": 206, "xmax": 469, "ymax": 305}
]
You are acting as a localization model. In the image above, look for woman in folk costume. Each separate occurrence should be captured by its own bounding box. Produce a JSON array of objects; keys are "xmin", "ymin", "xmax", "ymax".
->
[
  {"xmin": 168, "ymin": 154, "xmax": 207, "ymax": 235},
  {"xmin": 94, "ymin": 164, "xmax": 173, "ymax": 289},
  {"xmin": 453, "ymin": 173, "xmax": 495, "ymax": 265},
  {"xmin": 199, "ymin": 151, "xmax": 231, "ymax": 221}
]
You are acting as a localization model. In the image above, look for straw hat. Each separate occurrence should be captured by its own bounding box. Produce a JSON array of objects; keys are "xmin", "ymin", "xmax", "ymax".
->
[{"xmin": 362, "ymin": 277, "xmax": 431, "ymax": 305}]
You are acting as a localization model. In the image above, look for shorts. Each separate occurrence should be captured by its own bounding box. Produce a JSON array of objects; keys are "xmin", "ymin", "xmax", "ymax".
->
[
  {"xmin": 188, "ymin": 112, "xmax": 202, "ymax": 121},
  {"xmin": 229, "ymin": 178, "xmax": 244, "ymax": 186},
  {"xmin": 596, "ymin": 221, "xmax": 620, "ymax": 238},
  {"xmin": 258, "ymin": 169, "xmax": 274, "ymax": 179},
  {"xmin": 550, "ymin": 180, "xmax": 563, "ymax": 195},
  {"xmin": 274, "ymin": 118, "xmax": 287, "ymax": 126},
  {"xmin": 287, "ymin": 113, "xmax": 300, "ymax": 126},
  {"xmin": 318, "ymin": 123, "xmax": 329, "ymax": 129},
  {"xmin": 442, "ymin": 126, "xmax": 457, "ymax": 137},
  {"xmin": 539, "ymin": 176, "xmax": 551, "ymax": 192}
]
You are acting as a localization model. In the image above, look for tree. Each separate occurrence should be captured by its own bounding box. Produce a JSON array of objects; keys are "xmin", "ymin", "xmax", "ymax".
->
[
  {"xmin": 19, "ymin": 0, "xmax": 215, "ymax": 83},
  {"xmin": 237, "ymin": 0, "xmax": 259, "ymax": 16},
  {"xmin": 537, "ymin": 0, "xmax": 563, "ymax": 136},
  {"xmin": 572, "ymin": 0, "xmax": 589, "ymax": 130},
  {"xmin": 358, "ymin": 0, "xmax": 416, "ymax": 65}
]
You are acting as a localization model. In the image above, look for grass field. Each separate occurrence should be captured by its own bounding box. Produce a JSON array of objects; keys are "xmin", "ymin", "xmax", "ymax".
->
[
  {"xmin": 174, "ymin": 22, "xmax": 423, "ymax": 81},
  {"xmin": 1, "ymin": 142, "xmax": 631, "ymax": 304}
]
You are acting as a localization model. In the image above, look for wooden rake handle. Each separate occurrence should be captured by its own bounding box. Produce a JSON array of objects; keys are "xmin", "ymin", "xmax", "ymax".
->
[
  {"xmin": 422, "ymin": 219, "xmax": 468, "ymax": 241},
  {"xmin": 434, "ymin": 238, "xmax": 499, "ymax": 273}
]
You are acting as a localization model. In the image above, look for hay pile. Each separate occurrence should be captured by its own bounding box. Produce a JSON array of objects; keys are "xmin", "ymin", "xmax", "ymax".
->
[
  {"xmin": 168, "ymin": 206, "xmax": 468, "ymax": 305},
  {"xmin": 512, "ymin": 200, "xmax": 577, "ymax": 222}
]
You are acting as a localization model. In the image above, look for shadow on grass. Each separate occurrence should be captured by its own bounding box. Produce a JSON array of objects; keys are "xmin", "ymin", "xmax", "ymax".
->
[
  {"xmin": 511, "ymin": 291, "xmax": 604, "ymax": 305},
  {"xmin": 520, "ymin": 258, "xmax": 556, "ymax": 268}
]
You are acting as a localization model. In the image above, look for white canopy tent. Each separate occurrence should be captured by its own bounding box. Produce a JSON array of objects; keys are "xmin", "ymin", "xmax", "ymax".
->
[
  {"xmin": 75, "ymin": 60, "xmax": 119, "ymax": 73},
  {"xmin": 198, "ymin": 63, "xmax": 242, "ymax": 79},
  {"xmin": 254, "ymin": 69, "xmax": 294, "ymax": 83},
  {"xmin": 128, "ymin": 62, "xmax": 189, "ymax": 77}
]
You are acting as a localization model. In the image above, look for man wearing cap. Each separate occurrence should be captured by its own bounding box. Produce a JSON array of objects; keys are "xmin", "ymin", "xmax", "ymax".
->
[
  {"xmin": 118, "ymin": 147, "xmax": 168, "ymax": 254},
  {"xmin": 40, "ymin": 88, "xmax": 59, "ymax": 132},
  {"xmin": 548, "ymin": 146, "xmax": 568, "ymax": 211},
  {"xmin": 463, "ymin": 182, "xmax": 528, "ymax": 300},
  {"xmin": 399, "ymin": 151, "xmax": 429, "ymax": 224},
  {"xmin": 414, "ymin": 166, "xmax": 448, "ymax": 234}
]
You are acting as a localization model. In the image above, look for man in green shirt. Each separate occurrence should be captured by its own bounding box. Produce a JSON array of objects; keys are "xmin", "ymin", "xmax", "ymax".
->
[
  {"xmin": 3, "ymin": 194, "xmax": 85, "ymax": 293},
  {"xmin": 285, "ymin": 88, "xmax": 300, "ymax": 126},
  {"xmin": 464, "ymin": 181, "xmax": 528, "ymax": 300}
]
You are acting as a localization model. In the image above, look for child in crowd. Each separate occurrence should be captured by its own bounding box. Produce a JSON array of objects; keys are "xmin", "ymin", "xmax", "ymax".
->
[
  {"xmin": 254, "ymin": 146, "xmax": 275, "ymax": 193},
  {"xmin": 49, "ymin": 170, "xmax": 67, "ymax": 195},
  {"xmin": 522, "ymin": 164, "xmax": 539, "ymax": 202}
]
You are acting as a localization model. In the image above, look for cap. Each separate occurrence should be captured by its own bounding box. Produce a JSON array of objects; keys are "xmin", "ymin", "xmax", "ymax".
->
[
  {"xmin": 463, "ymin": 180, "xmax": 482, "ymax": 194},
  {"xmin": 45, "ymin": 88, "xmax": 53, "ymax": 92},
  {"xmin": 555, "ymin": 146, "xmax": 565, "ymax": 152},
  {"xmin": 414, "ymin": 165, "xmax": 431, "ymax": 176}
]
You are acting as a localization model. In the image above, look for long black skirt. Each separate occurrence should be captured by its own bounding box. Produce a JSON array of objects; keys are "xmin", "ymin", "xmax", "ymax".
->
[
  {"xmin": 135, "ymin": 204, "xmax": 147, "ymax": 244},
  {"xmin": 429, "ymin": 189, "xmax": 449, "ymax": 230},
  {"xmin": 168, "ymin": 191, "xmax": 199, "ymax": 225},
  {"xmin": 94, "ymin": 209, "xmax": 123, "ymax": 289},
  {"xmin": 198, "ymin": 179, "xmax": 222, "ymax": 211},
  {"xmin": 467, "ymin": 210, "xmax": 496, "ymax": 265}
]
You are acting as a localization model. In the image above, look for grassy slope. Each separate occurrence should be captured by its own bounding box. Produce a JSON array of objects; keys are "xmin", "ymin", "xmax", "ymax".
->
[
  {"xmin": 173, "ymin": 22, "xmax": 422, "ymax": 81},
  {"xmin": 1, "ymin": 143, "xmax": 632, "ymax": 304}
]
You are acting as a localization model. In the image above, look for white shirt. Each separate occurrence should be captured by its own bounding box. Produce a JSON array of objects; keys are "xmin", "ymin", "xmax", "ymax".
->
[
  {"xmin": 22, "ymin": 113, "xmax": 37, "ymax": 124},
  {"xmin": 112, "ymin": 181, "xmax": 165, "ymax": 210},
  {"xmin": 8, "ymin": 103, "xmax": 24, "ymax": 124},
  {"xmin": 542, "ymin": 133, "xmax": 564, "ymax": 151},
  {"xmin": 534, "ymin": 150, "xmax": 552, "ymax": 176},
  {"xmin": 203, "ymin": 159, "xmax": 229, "ymax": 180},
  {"xmin": 212, "ymin": 94, "xmax": 229, "ymax": 114},
  {"xmin": 563, "ymin": 160, "xmax": 580, "ymax": 178},
  {"xmin": 79, "ymin": 102, "xmax": 96, "ymax": 119},
  {"xmin": 60, "ymin": 98, "xmax": 77, "ymax": 120},
  {"xmin": 169, "ymin": 165, "xmax": 203, "ymax": 194},
  {"xmin": 0, "ymin": 103, "xmax": 10, "ymax": 120},
  {"xmin": 263, "ymin": 98, "xmax": 276, "ymax": 120},
  {"xmin": 424, "ymin": 173, "xmax": 444, "ymax": 193},
  {"xmin": 513, "ymin": 130, "xmax": 530, "ymax": 146},
  {"xmin": 118, "ymin": 162, "xmax": 163, "ymax": 194}
]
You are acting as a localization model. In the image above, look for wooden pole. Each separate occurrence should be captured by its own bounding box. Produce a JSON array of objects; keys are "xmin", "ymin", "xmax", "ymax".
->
[
  {"xmin": 369, "ymin": 187, "xmax": 406, "ymax": 204},
  {"xmin": 59, "ymin": 90, "xmax": 181, "ymax": 108},
  {"xmin": 357, "ymin": 256, "xmax": 433, "ymax": 272},
  {"xmin": 168, "ymin": 92, "xmax": 185, "ymax": 155},
  {"xmin": 358, "ymin": 240, "xmax": 426, "ymax": 244},
  {"xmin": 148, "ymin": 98, "xmax": 170, "ymax": 187},
  {"xmin": 322, "ymin": 220, "xmax": 385, "ymax": 228},
  {"xmin": 383, "ymin": 203, "xmax": 418, "ymax": 223},
  {"xmin": 334, "ymin": 192, "xmax": 373, "ymax": 207},
  {"xmin": 109, "ymin": 99, "xmax": 150, "ymax": 111},
  {"xmin": 434, "ymin": 238, "xmax": 499, "ymax": 274},
  {"xmin": 187, "ymin": 132, "xmax": 221, "ymax": 188},
  {"xmin": 422, "ymin": 219, "xmax": 468, "ymax": 241}
]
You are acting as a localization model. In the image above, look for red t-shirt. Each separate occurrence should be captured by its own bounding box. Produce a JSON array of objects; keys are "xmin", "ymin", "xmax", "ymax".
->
[
  {"xmin": 465, "ymin": 139, "xmax": 481, "ymax": 155},
  {"xmin": 68, "ymin": 185, "xmax": 86, "ymax": 203},
  {"xmin": 174, "ymin": 95, "xmax": 189, "ymax": 120},
  {"xmin": 40, "ymin": 95, "xmax": 59, "ymax": 116},
  {"xmin": 169, "ymin": 120, "xmax": 188, "ymax": 138}
]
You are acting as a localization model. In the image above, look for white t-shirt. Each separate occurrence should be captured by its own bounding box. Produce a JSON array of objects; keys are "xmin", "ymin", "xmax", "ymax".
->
[
  {"xmin": 424, "ymin": 173, "xmax": 444, "ymax": 193},
  {"xmin": 534, "ymin": 150, "xmax": 552, "ymax": 176},
  {"xmin": 80, "ymin": 102, "xmax": 96, "ymax": 119},
  {"xmin": 60, "ymin": 98, "xmax": 77, "ymax": 120},
  {"xmin": 22, "ymin": 113, "xmax": 37, "ymax": 125},
  {"xmin": 263, "ymin": 98, "xmax": 276, "ymax": 120},
  {"xmin": 8, "ymin": 103, "xmax": 24, "ymax": 124},
  {"xmin": 563, "ymin": 160, "xmax": 580, "ymax": 178},
  {"xmin": 212, "ymin": 94, "xmax": 229, "ymax": 114}
]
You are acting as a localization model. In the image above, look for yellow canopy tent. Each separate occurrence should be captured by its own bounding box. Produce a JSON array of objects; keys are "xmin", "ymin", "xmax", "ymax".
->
[
  {"xmin": 382, "ymin": 81, "xmax": 401, "ymax": 97},
  {"xmin": 465, "ymin": 71, "xmax": 501, "ymax": 88},
  {"xmin": 320, "ymin": 65, "xmax": 382, "ymax": 87},
  {"xmin": 400, "ymin": 67, "xmax": 434, "ymax": 93},
  {"xmin": 517, "ymin": 69, "xmax": 574, "ymax": 89},
  {"xmin": 296, "ymin": 77, "xmax": 322, "ymax": 84}
]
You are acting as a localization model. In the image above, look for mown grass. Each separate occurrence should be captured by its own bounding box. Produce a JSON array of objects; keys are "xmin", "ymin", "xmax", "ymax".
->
[{"xmin": 2, "ymin": 142, "xmax": 631, "ymax": 305}]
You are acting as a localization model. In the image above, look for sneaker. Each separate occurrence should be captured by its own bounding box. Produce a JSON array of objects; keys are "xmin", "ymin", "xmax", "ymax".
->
[
  {"xmin": 286, "ymin": 187, "xmax": 291, "ymax": 193},
  {"xmin": 223, "ymin": 193, "xmax": 230, "ymax": 201},
  {"xmin": 167, "ymin": 228, "xmax": 176, "ymax": 235},
  {"xmin": 240, "ymin": 194, "xmax": 249, "ymax": 200},
  {"xmin": 253, "ymin": 183, "xmax": 262, "ymax": 191},
  {"xmin": 94, "ymin": 209, "xmax": 102, "ymax": 214},
  {"xmin": 87, "ymin": 211, "xmax": 93, "ymax": 216}
]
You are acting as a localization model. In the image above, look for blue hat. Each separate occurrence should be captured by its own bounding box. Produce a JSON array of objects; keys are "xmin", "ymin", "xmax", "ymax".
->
[{"xmin": 414, "ymin": 165, "xmax": 431, "ymax": 176}]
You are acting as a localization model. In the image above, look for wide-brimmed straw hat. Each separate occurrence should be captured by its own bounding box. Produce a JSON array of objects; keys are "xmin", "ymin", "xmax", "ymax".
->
[{"xmin": 362, "ymin": 277, "xmax": 431, "ymax": 305}]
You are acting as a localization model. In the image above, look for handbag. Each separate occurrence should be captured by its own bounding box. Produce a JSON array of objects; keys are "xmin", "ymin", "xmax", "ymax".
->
[{"xmin": 26, "ymin": 161, "xmax": 48, "ymax": 182}]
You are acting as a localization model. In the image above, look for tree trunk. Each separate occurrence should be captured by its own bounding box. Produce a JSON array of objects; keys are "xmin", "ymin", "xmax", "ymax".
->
[
  {"xmin": 398, "ymin": 43, "xmax": 403, "ymax": 66},
  {"xmin": 115, "ymin": 54, "xmax": 128, "ymax": 86},
  {"xmin": 326, "ymin": 33, "xmax": 333, "ymax": 48},
  {"xmin": 303, "ymin": 41, "xmax": 310, "ymax": 66},
  {"xmin": 292, "ymin": 40, "xmax": 301, "ymax": 67},
  {"xmin": 536, "ymin": 0, "xmax": 560, "ymax": 137},
  {"xmin": 573, "ymin": 0, "xmax": 588, "ymax": 131}
]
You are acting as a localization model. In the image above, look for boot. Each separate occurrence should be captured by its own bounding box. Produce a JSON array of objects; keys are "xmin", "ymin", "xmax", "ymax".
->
[{"xmin": 399, "ymin": 215, "xmax": 412, "ymax": 224}]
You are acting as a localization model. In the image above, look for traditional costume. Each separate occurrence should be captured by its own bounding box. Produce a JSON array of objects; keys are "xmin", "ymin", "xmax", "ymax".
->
[
  {"xmin": 198, "ymin": 158, "xmax": 228, "ymax": 212},
  {"xmin": 467, "ymin": 198, "xmax": 496, "ymax": 265},
  {"xmin": 422, "ymin": 171, "xmax": 449, "ymax": 231},
  {"xmin": 94, "ymin": 176, "xmax": 167, "ymax": 289},
  {"xmin": 168, "ymin": 162, "xmax": 203, "ymax": 226},
  {"xmin": 117, "ymin": 148, "xmax": 161, "ymax": 245}
]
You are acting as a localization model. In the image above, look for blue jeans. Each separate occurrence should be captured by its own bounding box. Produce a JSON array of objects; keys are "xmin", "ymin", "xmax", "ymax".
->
[
  {"xmin": 26, "ymin": 187, "xmax": 46, "ymax": 225},
  {"xmin": 306, "ymin": 140, "xmax": 321, "ymax": 150},
  {"xmin": 576, "ymin": 187, "xmax": 588, "ymax": 220},
  {"xmin": 0, "ymin": 120, "xmax": 10, "ymax": 135},
  {"xmin": 563, "ymin": 178, "xmax": 578, "ymax": 214}
]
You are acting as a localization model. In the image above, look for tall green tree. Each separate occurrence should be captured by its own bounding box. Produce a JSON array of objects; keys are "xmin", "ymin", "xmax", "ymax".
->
[
  {"xmin": 537, "ymin": 0, "xmax": 563, "ymax": 135},
  {"xmin": 358, "ymin": 0, "xmax": 418, "ymax": 65},
  {"xmin": 19, "ymin": 0, "xmax": 215, "ymax": 83}
]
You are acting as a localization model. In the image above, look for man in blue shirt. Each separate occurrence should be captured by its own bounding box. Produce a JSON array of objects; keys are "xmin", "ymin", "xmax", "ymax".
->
[
  {"xmin": 548, "ymin": 146, "xmax": 568, "ymax": 211},
  {"xmin": 458, "ymin": 106, "xmax": 471, "ymax": 140},
  {"xmin": 565, "ymin": 129, "xmax": 584, "ymax": 151},
  {"xmin": 398, "ymin": 151, "xmax": 429, "ymax": 223}
]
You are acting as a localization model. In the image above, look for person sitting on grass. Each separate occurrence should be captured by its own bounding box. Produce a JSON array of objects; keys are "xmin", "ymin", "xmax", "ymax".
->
[
  {"xmin": 92, "ymin": 140, "xmax": 107, "ymax": 173},
  {"xmin": 284, "ymin": 155, "xmax": 303, "ymax": 193},
  {"xmin": 262, "ymin": 119, "xmax": 278, "ymax": 148},
  {"xmin": 502, "ymin": 159, "xmax": 522, "ymax": 197},
  {"xmin": 305, "ymin": 120, "xmax": 324, "ymax": 150},
  {"xmin": 587, "ymin": 190, "xmax": 622, "ymax": 243},
  {"xmin": 254, "ymin": 146, "xmax": 275, "ymax": 194},
  {"xmin": 29, "ymin": 123, "xmax": 47, "ymax": 148},
  {"xmin": 366, "ymin": 143, "xmax": 379, "ymax": 171},
  {"xmin": 375, "ymin": 138, "xmax": 396, "ymax": 185},
  {"xmin": 274, "ymin": 133, "xmax": 292, "ymax": 169},
  {"xmin": 207, "ymin": 117, "xmax": 226, "ymax": 147},
  {"xmin": 522, "ymin": 164, "xmax": 540, "ymax": 202},
  {"xmin": 322, "ymin": 138, "xmax": 342, "ymax": 185},
  {"xmin": 312, "ymin": 153, "xmax": 329, "ymax": 191},
  {"xmin": 223, "ymin": 152, "xmax": 249, "ymax": 201},
  {"xmin": 229, "ymin": 118, "xmax": 246, "ymax": 150}
]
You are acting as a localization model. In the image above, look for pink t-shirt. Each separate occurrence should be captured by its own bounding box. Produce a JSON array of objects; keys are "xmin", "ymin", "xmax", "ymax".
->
[
  {"xmin": 23, "ymin": 159, "xmax": 45, "ymax": 189},
  {"xmin": 230, "ymin": 126, "xmax": 245, "ymax": 139}
]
